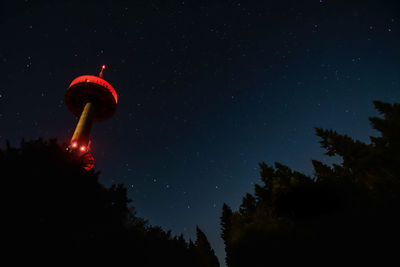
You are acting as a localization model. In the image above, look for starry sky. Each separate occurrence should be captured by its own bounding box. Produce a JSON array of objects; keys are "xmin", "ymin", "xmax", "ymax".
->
[{"xmin": 1, "ymin": 0, "xmax": 399, "ymax": 265}]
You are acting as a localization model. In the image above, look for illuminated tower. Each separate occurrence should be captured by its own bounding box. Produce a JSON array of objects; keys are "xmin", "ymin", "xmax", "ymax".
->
[{"xmin": 65, "ymin": 65, "xmax": 118, "ymax": 170}]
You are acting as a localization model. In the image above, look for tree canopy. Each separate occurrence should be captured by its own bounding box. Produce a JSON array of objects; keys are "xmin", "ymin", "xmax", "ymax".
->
[
  {"xmin": 2, "ymin": 138, "xmax": 218, "ymax": 266},
  {"xmin": 220, "ymin": 101, "xmax": 400, "ymax": 266}
]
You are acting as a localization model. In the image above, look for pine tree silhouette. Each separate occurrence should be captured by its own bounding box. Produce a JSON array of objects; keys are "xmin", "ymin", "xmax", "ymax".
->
[
  {"xmin": 194, "ymin": 226, "xmax": 220, "ymax": 267},
  {"xmin": 220, "ymin": 101, "xmax": 400, "ymax": 266}
]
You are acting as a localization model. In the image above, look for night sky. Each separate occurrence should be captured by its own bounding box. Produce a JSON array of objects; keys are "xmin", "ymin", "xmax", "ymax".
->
[{"xmin": 1, "ymin": 0, "xmax": 399, "ymax": 265}]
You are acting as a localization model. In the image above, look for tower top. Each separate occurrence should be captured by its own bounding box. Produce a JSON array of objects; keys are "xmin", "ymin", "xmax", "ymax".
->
[{"xmin": 65, "ymin": 65, "xmax": 118, "ymax": 122}]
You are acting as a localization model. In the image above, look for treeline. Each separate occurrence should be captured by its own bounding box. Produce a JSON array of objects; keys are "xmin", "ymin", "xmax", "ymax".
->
[
  {"xmin": 1, "ymin": 138, "xmax": 219, "ymax": 266},
  {"xmin": 220, "ymin": 101, "xmax": 400, "ymax": 266},
  {"xmin": 4, "ymin": 100, "xmax": 400, "ymax": 266}
]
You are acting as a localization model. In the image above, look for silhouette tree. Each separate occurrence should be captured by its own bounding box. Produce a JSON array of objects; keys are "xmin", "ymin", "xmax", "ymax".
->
[
  {"xmin": 220, "ymin": 203, "xmax": 233, "ymax": 246},
  {"xmin": 221, "ymin": 101, "xmax": 400, "ymax": 266},
  {"xmin": 2, "ymin": 138, "xmax": 218, "ymax": 266},
  {"xmin": 194, "ymin": 226, "xmax": 220, "ymax": 267}
]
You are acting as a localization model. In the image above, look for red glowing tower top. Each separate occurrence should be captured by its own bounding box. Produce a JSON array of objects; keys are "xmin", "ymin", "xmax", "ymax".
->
[{"xmin": 65, "ymin": 65, "xmax": 118, "ymax": 122}]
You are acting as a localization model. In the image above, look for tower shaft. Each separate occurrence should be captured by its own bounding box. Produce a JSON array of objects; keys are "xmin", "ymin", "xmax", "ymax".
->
[{"xmin": 71, "ymin": 102, "xmax": 95, "ymax": 146}]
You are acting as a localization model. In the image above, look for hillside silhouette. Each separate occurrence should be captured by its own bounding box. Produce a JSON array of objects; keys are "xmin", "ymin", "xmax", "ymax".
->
[
  {"xmin": 2, "ymin": 138, "xmax": 219, "ymax": 266},
  {"xmin": 221, "ymin": 101, "xmax": 400, "ymax": 266}
]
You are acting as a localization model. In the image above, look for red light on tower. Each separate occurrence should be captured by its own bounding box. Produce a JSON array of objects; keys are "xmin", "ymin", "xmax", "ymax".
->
[{"xmin": 65, "ymin": 65, "xmax": 118, "ymax": 170}]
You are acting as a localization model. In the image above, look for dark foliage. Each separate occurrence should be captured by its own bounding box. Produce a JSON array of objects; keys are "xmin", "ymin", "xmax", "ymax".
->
[
  {"xmin": 194, "ymin": 226, "xmax": 220, "ymax": 267},
  {"xmin": 1, "ymin": 138, "xmax": 218, "ymax": 266},
  {"xmin": 221, "ymin": 101, "xmax": 400, "ymax": 266}
]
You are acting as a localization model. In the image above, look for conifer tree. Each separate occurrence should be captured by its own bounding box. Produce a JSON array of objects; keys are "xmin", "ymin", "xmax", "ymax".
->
[
  {"xmin": 220, "ymin": 101, "xmax": 400, "ymax": 266},
  {"xmin": 220, "ymin": 203, "xmax": 233, "ymax": 245},
  {"xmin": 194, "ymin": 226, "xmax": 220, "ymax": 267}
]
